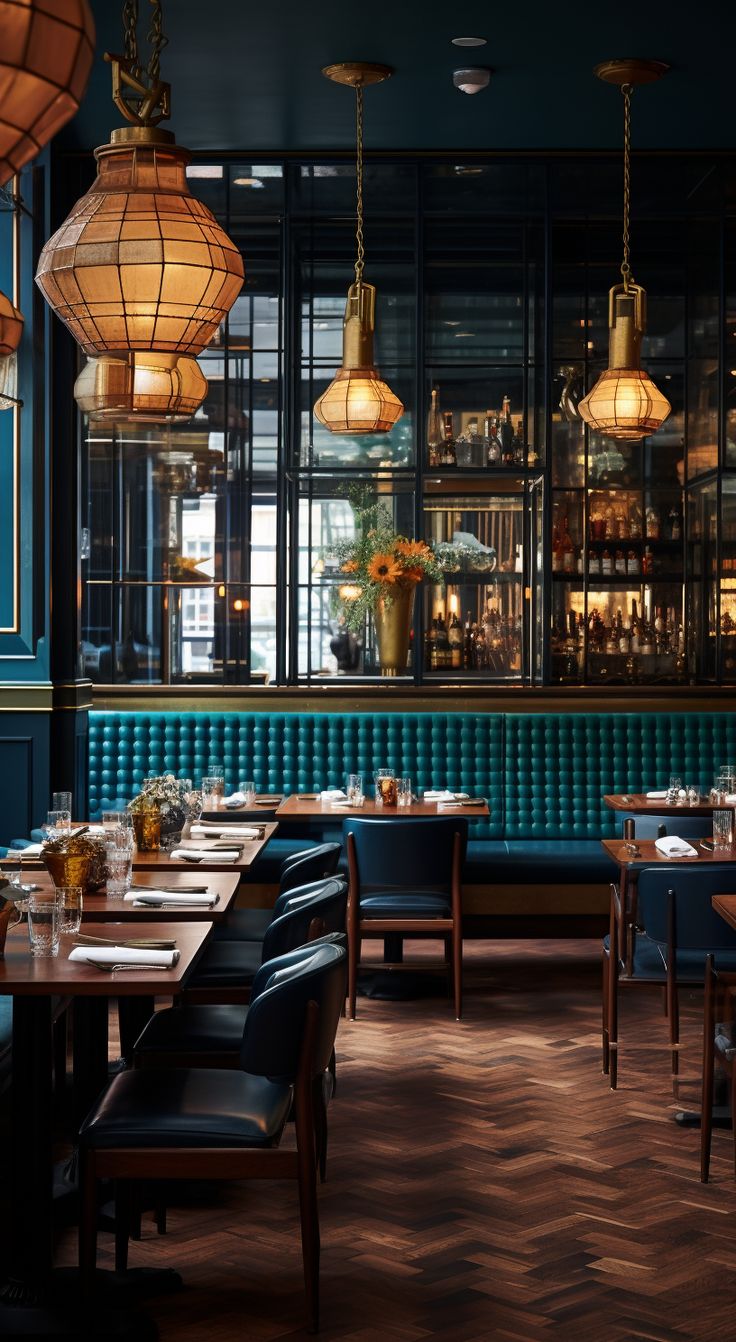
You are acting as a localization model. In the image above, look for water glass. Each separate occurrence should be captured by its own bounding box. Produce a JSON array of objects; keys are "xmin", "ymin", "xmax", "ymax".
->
[
  {"xmin": 105, "ymin": 832, "xmax": 134, "ymax": 897},
  {"xmin": 102, "ymin": 809, "xmax": 131, "ymax": 831},
  {"xmin": 346, "ymin": 774, "xmax": 363, "ymax": 805},
  {"xmin": 56, "ymin": 885, "xmax": 83, "ymax": 935},
  {"xmin": 713, "ymin": 809, "xmax": 734, "ymax": 852},
  {"xmin": 209, "ymin": 766, "xmax": 225, "ymax": 798},
  {"xmin": 239, "ymin": 780, "xmax": 257, "ymax": 806},
  {"xmin": 44, "ymin": 809, "xmax": 70, "ymax": 838},
  {"xmin": 397, "ymin": 777, "xmax": 413, "ymax": 808},
  {"xmin": 52, "ymin": 792, "xmax": 72, "ymax": 817},
  {"xmin": 201, "ymin": 775, "xmax": 220, "ymax": 810},
  {"xmin": 667, "ymin": 775, "xmax": 683, "ymax": 804},
  {"xmin": 686, "ymin": 784, "xmax": 700, "ymax": 807},
  {"xmin": 27, "ymin": 891, "xmax": 59, "ymax": 957}
]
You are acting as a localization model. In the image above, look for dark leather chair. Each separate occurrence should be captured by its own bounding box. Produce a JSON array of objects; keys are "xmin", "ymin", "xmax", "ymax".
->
[
  {"xmin": 699, "ymin": 954, "xmax": 736, "ymax": 1182},
  {"xmin": 617, "ymin": 814, "xmax": 713, "ymax": 840},
  {"xmin": 343, "ymin": 817, "xmax": 467, "ymax": 1021},
  {"xmin": 212, "ymin": 843, "xmax": 342, "ymax": 943},
  {"xmin": 604, "ymin": 865, "xmax": 736, "ymax": 1092},
  {"xmin": 78, "ymin": 941, "xmax": 347, "ymax": 1332},
  {"xmin": 182, "ymin": 876, "xmax": 348, "ymax": 1004}
]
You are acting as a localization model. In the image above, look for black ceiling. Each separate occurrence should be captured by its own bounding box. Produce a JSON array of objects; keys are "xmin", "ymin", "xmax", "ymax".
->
[{"xmin": 61, "ymin": 0, "xmax": 735, "ymax": 155}]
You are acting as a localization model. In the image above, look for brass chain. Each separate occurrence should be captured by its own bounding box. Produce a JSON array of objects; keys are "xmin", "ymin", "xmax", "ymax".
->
[
  {"xmin": 146, "ymin": 0, "xmax": 168, "ymax": 84},
  {"xmin": 620, "ymin": 83, "xmax": 634, "ymax": 290},
  {"xmin": 122, "ymin": 0, "xmax": 140, "ymax": 75},
  {"xmin": 354, "ymin": 83, "xmax": 365, "ymax": 286}
]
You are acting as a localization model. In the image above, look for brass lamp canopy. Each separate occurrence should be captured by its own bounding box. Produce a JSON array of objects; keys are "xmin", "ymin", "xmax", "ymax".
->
[
  {"xmin": 74, "ymin": 351, "xmax": 207, "ymax": 423},
  {"xmin": 314, "ymin": 60, "xmax": 404, "ymax": 435},
  {"xmin": 578, "ymin": 57, "xmax": 671, "ymax": 441}
]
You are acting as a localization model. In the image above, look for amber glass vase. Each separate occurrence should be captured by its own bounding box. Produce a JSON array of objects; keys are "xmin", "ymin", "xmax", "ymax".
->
[{"xmin": 132, "ymin": 806, "xmax": 161, "ymax": 852}]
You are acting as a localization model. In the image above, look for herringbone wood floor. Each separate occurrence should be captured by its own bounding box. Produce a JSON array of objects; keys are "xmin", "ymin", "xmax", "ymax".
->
[{"xmin": 55, "ymin": 940, "xmax": 736, "ymax": 1341}]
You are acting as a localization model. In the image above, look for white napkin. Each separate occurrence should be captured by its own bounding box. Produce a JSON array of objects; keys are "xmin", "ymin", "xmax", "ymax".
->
[
  {"xmin": 329, "ymin": 797, "xmax": 365, "ymax": 808},
  {"xmin": 654, "ymin": 836, "xmax": 698, "ymax": 858},
  {"xmin": 69, "ymin": 945, "xmax": 180, "ymax": 967},
  {"xmin": 320, "ymin": 789, "xmax": 347, "ymax": 801},
  {"xmin": 224, "ymin": 792, "xmax": 245, "ymax": 807},
  {"xmin": 645, "ymin": 791, "xmax": 668, "ymax": 800},
  {"xmin": 423, "ymin": 790, "xmax": 455, "ymax": 803},
  {"xmin": 170, "ymin": 847, "xmax": 240, "ymax": 863},
  {"xmin": 123, "ymin": 890, "xmax": 219, "ymax": 907},
  {"xmin": 190, "ymin": 825, "xmax": 261, "ymax": 839},
  {"xmin": 19, "ymin": 843, "xmax": 44, "ymax": 857}
]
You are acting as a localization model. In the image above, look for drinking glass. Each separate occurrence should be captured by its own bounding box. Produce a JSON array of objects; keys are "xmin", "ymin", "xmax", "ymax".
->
[
  {"xmin": 105, "ymin": 832, "xmax": 135, "ymax": 897},
  {"xmin": 44, "ymin": 810, "xmax": 70, "ymax": 838},
  {"xmin": 667, "ymin": 775, "xmax": 682, "ymax": 804},
  {"xmin": 346, "ymin": 774, "xmax": 363, "ymax": 805},
  {"xmin": 52, "ymin": 792, "xmax": 72, "ymax": 817},
  {"xmin": 374, "ymin": 770, "xmax": 397, "ymax": 807},
  {"xmin": 686, "ymin": 784, "xmax": 699, "ymax": 807},
  {"xmin": 209, "ymin": 766, "xmax": 225, "ymax": 799},
  {"xmin": 397, "ymin": 777, "xmax": 413, "ymax": 808},
  {"xmin": 239, "ymin": 780, "xmax": 256, "ymax": 806},
  {"xmin": 27, "ymin": 891, "xmax": 59, "ymax": 957},
  {"xmin": 102, "ymin": 809, "xmax": 131, "ymax": 831},
  {"xmin": 56, "ymin": 885, "xmax": 83, "ymax": 935},
  {"xmin": 201, "ymin": 776, "xmax": 220, "ymax": 810},
  {"xmin": 713, "ymin": 809, "xmax": 734, "ymax": 852}
]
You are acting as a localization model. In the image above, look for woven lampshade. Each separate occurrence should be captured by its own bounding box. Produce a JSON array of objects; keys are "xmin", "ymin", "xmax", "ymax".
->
[
  {"xmin": 0, "ymin": 0, "xmax": 95, "ymax": 186},
  {"xmin": 0, "ymin": 288, "xmax": 23, "ymax": 355},
  {"xmin": 314, "ymin": 368, "xmax": 404, "ymax": 435},
  {"xmin": 74, "ymin": 351, "xmax": 207, "ymax": 423},
  {"xmin": 579, "ymin": 368, "xmax": 671, "ymax": 440},
  {"xmin": 35, "ymin": 128, "xmax": 244, "ymax": 356}
]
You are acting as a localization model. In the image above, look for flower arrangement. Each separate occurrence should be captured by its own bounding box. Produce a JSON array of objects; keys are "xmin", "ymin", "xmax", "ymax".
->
[
  {"xmin": 330, "ymin": 491, "xmax": 445, "ymax": 633},
  {"xmin": 128, "ymin": 775, "xmax": 202, "ymax": 849}
]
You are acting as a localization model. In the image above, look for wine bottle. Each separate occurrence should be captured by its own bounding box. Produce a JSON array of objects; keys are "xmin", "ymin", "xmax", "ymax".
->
[
  {"xmin": 427, "ymin": 387, "xmax": 443, "ymax": 467},
  {"xmin": 442, "ymin": 411, "xmax": 455, "ymax": 468},
  {"xmin": 500, "ymin": 395, "xmax": 514, "ymax": 465}
]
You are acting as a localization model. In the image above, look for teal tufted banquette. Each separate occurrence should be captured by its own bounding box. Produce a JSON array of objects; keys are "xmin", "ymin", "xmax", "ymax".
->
[{"xmin": 88, "ymin": 710, "xmax": 735, "ymax": 885}]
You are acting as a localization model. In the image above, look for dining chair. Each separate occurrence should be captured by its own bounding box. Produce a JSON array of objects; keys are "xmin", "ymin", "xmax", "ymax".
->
[
  {"xmin": 212, "ymin": 843, "xmax": 342, "ymax": 942},
  {"xmin": 700, "ymin": 954, "xmax": 736, "ymax": 1183},
  {"xmin": 78, "ymin": 941, "xmax": 347, "ymax": 1332},
  {"xmin": 604, "ymin": 865, "xmax": 736, "ymax": 1092},
  {"xmin": 182, "ymin": 876, "xmax": 348, "ymax": 1004},
  {"xmin": 343, "ymin": 817, "xmax": 467, "ymax": 1020}
]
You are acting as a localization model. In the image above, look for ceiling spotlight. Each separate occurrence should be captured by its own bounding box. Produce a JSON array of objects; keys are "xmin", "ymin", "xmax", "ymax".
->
[
  {"xmin": 451, "ymin": 36, "xmax": 487, "ymax": 47},
  {"xmin": 453, "ymin": 67, "xmax": 491, "ymax": 94}
]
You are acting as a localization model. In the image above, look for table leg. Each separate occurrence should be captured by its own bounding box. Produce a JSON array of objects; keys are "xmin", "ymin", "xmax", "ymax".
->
[{"xmin": 72, "ymin": 997, "xmax": 110, "ymax": 1127}]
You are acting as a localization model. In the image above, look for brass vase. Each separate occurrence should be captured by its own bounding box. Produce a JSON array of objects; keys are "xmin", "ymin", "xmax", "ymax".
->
[
  {"xmin": 374, "ymin": 585, "xmax": 415, "ymax": 676},
  {"xmin": 43, "ymin": 851, "xmax": 93, "ymax": 891},
  {"xmin": 132, "ymin": 806, "xmax": 161, "ymax": 852}
]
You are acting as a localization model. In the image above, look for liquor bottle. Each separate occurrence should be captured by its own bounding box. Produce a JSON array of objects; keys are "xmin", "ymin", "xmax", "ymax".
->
[
  {"xmin": 642, "ymin": 545, "xmax": 654, "ymax": 575},
  {"xmin": 551, "ymin": 519, "xmax": 562, "ymax": 572},
  {"xmin": 500, "ymin": 396, "xmax": 514, "ymax": 465},
  {"xmin": 601, "ymin": 548, "xmax": 613, "ymax": 576},
  {"xmin": 604, "ymin": 503, "xmax": 616, "ymax": 540},
  {"xmin": 427, "ymin": 617, "xmax": 439, "ymax": 670},
  {"xmin": 614, "ymin": 504, "xmax": 627, "ymax": 539},
  {"xmin": 485, "ymin": 411, "xmax": 501, "ymax": 467},
  {"xmin": 640, "ymin": 614, "xmax": 655, "ymax": 656},
  {"xmin": 448, "ymin": 612, "xmax": 463, "ymax": 669},
  {"xmin": 463, "ymin": 611, "xmax": 475, "ymax": 670},
  {"xmin": 441, "ymin": 411, "xmax": 456, "ymax": 468},
  {"xmin": 626, "ymin": 548, "xmax": 639, "ymax": 575},
  {"xmin": 427, "ymin": 387, "xmax": 443, "ymax": 468},
  {"xmin": 630, "ymin": 599, "xmax": 641, "ymax": 653},
  {"xmin": 629, "ymin": 500, "xmax": 643, "ymax": 540},
  {"xmin": 513, "ymin": 419, "xmax": 526, "ymax": 467},
  {"xmin": 614, "ymin": 548, "xmax": 626, "ymax": 576},
  {"xmin": 472, "ymin": 621, "xmax": 486, "ymax": 669},
  {"xmin": 435, "ymin": 612, "xmax": 450, "ymax": 667},
  {"xmin": 560, "ymin": 517, "xmax": 575, "ymax": 573},
  {"xmin": 668, "ymin": 506, "xmax": 682, "ymax": 541},
  {"xmin": 588, "ymin": 547, "xmax": 601, "ymax": 576},
  {"xmin": 645, "ymin": 504, "xmax": 660, "ymax": 540}
]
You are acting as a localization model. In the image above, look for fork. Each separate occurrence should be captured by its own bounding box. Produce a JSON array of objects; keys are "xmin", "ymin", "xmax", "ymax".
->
[{"xmin": 86, "ymin": 960, "xmax": 174, "ymax": 972}]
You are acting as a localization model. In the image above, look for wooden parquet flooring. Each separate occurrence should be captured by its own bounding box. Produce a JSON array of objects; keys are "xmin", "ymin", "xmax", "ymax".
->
[{"xmin": 54, "ymin": 939, "xmax": 736, "ymax": 1341}]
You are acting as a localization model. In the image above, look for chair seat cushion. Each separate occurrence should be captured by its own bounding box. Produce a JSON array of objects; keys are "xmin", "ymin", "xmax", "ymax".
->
[
  {"xmin": 360, "ymin": 891, "xmax": 451, "ymax": 919},
  {"xmin": 605, "ymin": 934, "xmax": 736, "ymax": 982},
  {"xmin": 135, "ymin": 1004, "xmax": 248, "ymax": 1057},
  {"xmin": 79, "ymin": 1067, "xmax": 291, "ymax": 1150},
  {"xmin": 186, "ymin": 941, "xmax": 263, "ymax": 989},
  {"xmin": 212, "ymin": 909, "xmax": 273, "ymax": 943}
]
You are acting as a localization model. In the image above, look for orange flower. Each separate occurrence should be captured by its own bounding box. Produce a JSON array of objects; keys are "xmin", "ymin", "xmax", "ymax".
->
[
  {"xmin": 395, "ymin": 539, "xmax": 430, "ymax": 560},
  {"xmin": 341, "ymin": 559, "xmax": 358, "ymax": 573},
  {"xmin": 368, "ymin": 552, "xmax": 402, "ymax": 584},
  {"xmin": 402, "ymin": 566, "xmax": 424, "ymax": 584}
]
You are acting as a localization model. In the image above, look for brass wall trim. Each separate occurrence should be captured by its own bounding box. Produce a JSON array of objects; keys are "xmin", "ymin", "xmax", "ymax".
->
[
  {"xmin": 52, "ymin": 680, "xmax": 94, "ymax": 711},
  {"xmin": 0, "ymin": 682, "xmax": 53, "ymax": 711}
]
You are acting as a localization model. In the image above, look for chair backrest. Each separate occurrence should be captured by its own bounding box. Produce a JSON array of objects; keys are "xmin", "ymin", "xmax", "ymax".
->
[
  {"xmin": 344, "ymin": 817, "xmax": 467, "ymax": 895},
  {"xmin": 618, "ymin": 813, "xmax": 713, "ymax": 840},
  {"xmin": 279, "ymin": 843, "xmax": 342, "ymax": 894},
  {"xmin": 261, "ymin": 877, "xmax": 348, "ymax": 962},
  {"xmin": 272, "ymin": 876, "xmax": 344, "ymax": 921},
  {"xmin": 637, "ymin": 865, "xmax": 736, "ymax": 951},
  {"xmin": 249, "ymin": 933, "xmax": 347, "ymax": 1006},
  {"xmin": 240, "ymin": 942, "xmax": 347, "ymax": 1082}
]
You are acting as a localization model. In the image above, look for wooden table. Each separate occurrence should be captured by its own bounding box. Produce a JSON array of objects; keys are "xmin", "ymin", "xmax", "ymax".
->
[
  {"xmin": 4, "ymin": 870, "xmax": 241, "ymax": 921},
  {"xmin": 604, "ymin": 793, "xmax": 729, "ymax": 815},
  {"xmin": 201, "ymin": 793, "xmax": 284, "ymax": 820},
  {"xmin": 712, "ymin": 894, "xmax": 736, "ymax": 932},
  {"xmin": 0, "ymin": 918, "xmax": 211, "ymax": 1333},
  {"xmin": 4, "ymin": 823, "xmax": 278, "ymax": 874},
  {"xmin": 276, "ymin": 795, "xmax": 490, "ymax": 820}
]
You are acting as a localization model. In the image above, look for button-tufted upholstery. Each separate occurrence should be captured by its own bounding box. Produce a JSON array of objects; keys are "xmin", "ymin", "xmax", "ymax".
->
[{"xmin": 87, "ymin": 709, "xmax": 734, "ymax": 887}]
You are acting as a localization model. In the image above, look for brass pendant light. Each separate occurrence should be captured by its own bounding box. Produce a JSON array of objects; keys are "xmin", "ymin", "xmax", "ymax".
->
[
  {"xmin": 35, "ymin": 0, "xmax": 244, "ymax": 423},
  {"xmin": 0, "ymin": 0, "xmax": 95, "ymax": 186},
  {"xmin": 579, "ymin": 59, "xmax": 671, "ymax": 441},
  {"xmin": 314, "ymin": 62, "xmax": 403, "ymax": 435},
  {"xmin": 74, "ymin": 351, "xmax": 207, "ymax": 423},
  {"xmin": 0, "ymin": 288, "xmax": 23, "ymax": 356}
]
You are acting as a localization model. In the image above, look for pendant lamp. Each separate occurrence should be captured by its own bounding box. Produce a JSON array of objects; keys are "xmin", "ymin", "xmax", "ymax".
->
[
  {"xmin": 579, "ymin": 59, "xmax": 671, "ymax": 441},
  {"xmin": 74, "ymin": 351, "xmax": 207, "ymax": 423},
  {"xmin": 35, "ymin": 0, "xmax": 243, "ymax": 423},
  {"xmin": 0, "ymin": 0, "xmax": 95, "ymax": 186},
  {"xmin": 0, "ymin": 288, "xmax": 23, "ymax": 356},
  {"xmin": 314, "ymin": 63, "xmax": 403, "ymax": 436}
]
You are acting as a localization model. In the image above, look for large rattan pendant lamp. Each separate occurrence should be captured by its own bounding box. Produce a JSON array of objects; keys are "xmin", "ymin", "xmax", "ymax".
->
[
  {"xmin": 0, "ymin": 0, "xmax": 95, "ymax": 186},
  {"xmin": 35, "ymin": 0, "xmax": 244, "ymax": 423},
  {"xmin": 579, "ymin": 59, "xmax": 671, "ymax": 441},
  {"xmin": 314, "ymin": 62, "xmax": 403, "ymax": 435}
]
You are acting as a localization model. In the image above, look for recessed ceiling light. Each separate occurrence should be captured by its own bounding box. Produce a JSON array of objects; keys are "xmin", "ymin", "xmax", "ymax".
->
[
  {"xmin": 233, "ymin": 177, "xmax": 265, "ymax": 188},
  {"xmin": 186, "ymin": 165, "xmax": 223, "ymax": 179},
  {"xmin": 452, "ymin": 36, "xmax": 487, "ymax": 47}
]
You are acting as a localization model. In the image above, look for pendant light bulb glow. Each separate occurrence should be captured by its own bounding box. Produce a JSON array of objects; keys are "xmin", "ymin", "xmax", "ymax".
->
[
  {"xmin": 579, "ymin": 62, "xmax": 671, "ymax": 441},
  {"xmin": 314, "ymin": 62, "xmax": 403, "ymax": 436}
]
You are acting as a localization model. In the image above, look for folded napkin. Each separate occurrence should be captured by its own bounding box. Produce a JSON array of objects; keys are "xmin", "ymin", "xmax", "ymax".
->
[
  {"xmin": 170, "ymin": 847, "xmax": 240, "ymax": 863},
  {"xmin": 69, "ymin": 945, "xmax": 180, "ymax": 967},
  {"xmin": 190, "ymin": 825, "xmax": 261, "ymax": 839},
  {"xmin": 423, "ymin": 790, "xmax": 456, "ymax": 803},
  {"xmin": 320, "ymin": 789, "xmax": 347, "ymax": 801},
  {"xmin": 329, "ymin": 797, "xmax": 365, "ymax": 808},
  {"xmin": 223, "ymin": 792, "xmax": 245, "ymax": 807},
  {"xmin": 645, "ymin": 791, "xmax": 668, "ymax": 800},
  {"xmin": 654, "ymin": 836, "xmax": 698, "ymax": 858},
  {"xmin": 19, "ymin": 843, "xmax": 44, "ymax": 857},
  {"xmin": 128, "ymin": 893, "xmax": 219, "ymax": 908}
]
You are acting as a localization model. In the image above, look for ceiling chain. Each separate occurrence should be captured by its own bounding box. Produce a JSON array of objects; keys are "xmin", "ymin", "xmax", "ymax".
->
[
  {"xmin": 121, "ymin": 0, "xmax": 168, "ymax": 85},
  {"xmin": 620, "ymin": 83, "xmax": 634, "ymax": 290},
  {"xmin": 354, "ymin": 84, "xmax": 365, "ymax": 286}
]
